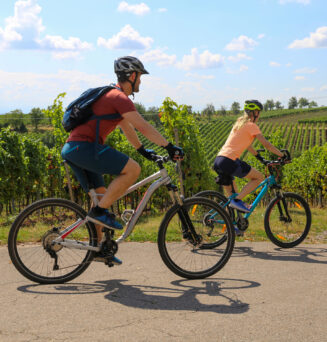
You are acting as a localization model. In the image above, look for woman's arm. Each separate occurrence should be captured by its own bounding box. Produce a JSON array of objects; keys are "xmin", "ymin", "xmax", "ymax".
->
[
  {"xmin": 247, "ymin": 145, "xmax": 258, "ymax": 156},
  {"xmin": 255, "ymin": 134, "xmax": 283, "ymax": 157}
]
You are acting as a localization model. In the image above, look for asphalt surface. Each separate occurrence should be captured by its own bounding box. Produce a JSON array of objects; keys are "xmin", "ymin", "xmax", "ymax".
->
[{"xmin": 0, "ymin": 241, "xmax": 326, "ymax": 342}]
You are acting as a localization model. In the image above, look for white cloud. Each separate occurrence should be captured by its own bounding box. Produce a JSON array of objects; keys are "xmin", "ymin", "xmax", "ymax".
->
[
  {"xmin": 257, "ymin": 33, "xmax": 265, "ymax": 39},
  {"xmin": 0, "ymin": 0, "xmax": 44, "ymax": 49},
  {"xmin": 294, "ymin": 67, "xmax": 317, "ymax": 74},
  {"xmin": 289, "ymin": 26, "xmax": 327, "ymax": 49},
  {"xmin": 227, "ymin": 53, "xmax": 252, "ymax": 62},
  {"xmin": 0, "ymin": 0, "xmax": 92, "ymax": 57},
  {"xmin": 270, "ymin": 61, "xmax": 281, "ymax": 67},
  {"xmin": 176, "ymin": 48, "xmax": 224, "ymax": 70},
  {"xmin": 52, "ymin": 51, "xmax": 82, "ymax": 60},
  {"xmin": 139, "ymin": 48, "xmax": 176, "ymax": 66},
  {"xmin": 301, "ymin": 87, "xmax": 315, "ymax": 92},
  {"xmin": 97, "ymin": 25, "xmax": 153, "ymax": 50},
  {"xmin": 185, "ymin": 73, "xmax": 215, "ymax": 80},
  {"xmin": 117, "ymin": 1, "xmax": 150, "ymax": 15},
  {"xmin": 225, "ymin": 35, "xmax": 258, "ymax": 51},
  {"xmin": 226, "ymin": 65, "xmax": 249, "ymax": 74},
  {"xmin": 320, "ymin": 85, "xmax": 327, "ymax": 91},
  {"xmin": 279, "ymin": 0, "xmax": 311, "ymax": 4},
  {"xmin": 158, "ymin": 8, "xmax": 167, "ymax": 13},
  {"xmin": 286, "ymin": 63, "xmax": 292, "ymax": 67},
  {"xmin": 39, "ymin": 35, "xmax": 92, "ymax": 51},
  {"xmin": 0, "ymin": 69, "xmax": 110, "ymax": 111},
  {"xmin": 295, "ymin": 76, "xmax": 305, "ymax": 80},
  {"xmin": 240, "ymin": 65, "xmax": 248, "ymax": 72}
]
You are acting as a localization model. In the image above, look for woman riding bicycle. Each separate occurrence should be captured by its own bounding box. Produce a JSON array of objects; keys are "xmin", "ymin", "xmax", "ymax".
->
[{"xmin": 213, "ymin": 100, "xmax": 284, "ymax": 213}]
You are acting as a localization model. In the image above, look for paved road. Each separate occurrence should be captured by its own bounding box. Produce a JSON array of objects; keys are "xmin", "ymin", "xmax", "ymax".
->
[{"xmin": 0, "ymin": 242, "xmax": 326, "ymax": 342}]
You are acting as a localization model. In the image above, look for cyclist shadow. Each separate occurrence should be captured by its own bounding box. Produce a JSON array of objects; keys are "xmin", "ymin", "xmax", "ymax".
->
[
  {"xmin": 17, "ymin": 277, "xmax": 260, "ymax": 314},
  {"xmin": 233, "ymin": 245, "xmax": 327, "ymax": 264}
]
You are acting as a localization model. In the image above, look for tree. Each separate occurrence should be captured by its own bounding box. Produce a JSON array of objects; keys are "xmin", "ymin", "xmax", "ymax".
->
[
  {"xmin": 288, "ymin": 97, "xmax": 298, "ymax": 109},
  {"xmin": 309, "ymin": 101, "xmax": 318, "ymax": 108},
  {"xmin": 202, "ymin": 103, "xmax": 215, "ymax": 120},
  {"xmin": 7, "ymin": 109, "xmax": 24, "ymax": 130},
  {"xmin": 231, "ymin": 102, "xmax": 240, "ymax": 115},
  {"xmin": 30, "ymin": 107, "xmax": 44, "ymax": 130},
  {"xmin": 298, "ymin": 97, "xmax": 309, "ymax": 108},
  {"xmin": 264, "ymin": 99, "xmax": 275, "ymax": 111},
  {"xmin": 275, "ymin": 101, "xmax": 283, "ymax": 110},
  {"xmin": 218, "ymin": 106, "xmax": 227, "ymax": 116},
  {"xmin": 134, "ymin": 102, "xmax": 146, "ymax": 114},
  {"xmin": 160, "ymin": 98, "xmax": 214, "ymax": 196},
  {"xmin": 43, "ymin": 93, "xmax": 68, "ymax": 148}
]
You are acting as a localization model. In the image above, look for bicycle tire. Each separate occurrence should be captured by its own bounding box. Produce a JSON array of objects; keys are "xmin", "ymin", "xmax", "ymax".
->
[
  {"xmin": 264, "ymin": 192, "xmax": 311, "ymax": 248},
  {"xmin": 8, "ymin": 198, "xmax": 97, "ymax": 284},
  {"xmin": 194, "ymin": 190, "xmax": 234, "ymax": 248},
  {"xmin": 157, "ymin": 197, "xmax": 235, "ymax": 279}
]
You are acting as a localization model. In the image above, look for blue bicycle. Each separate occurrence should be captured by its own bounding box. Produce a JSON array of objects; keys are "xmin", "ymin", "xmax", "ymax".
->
[{"xmin": 195, "ymin": 149, "xmax": 311, "ymax": 248}]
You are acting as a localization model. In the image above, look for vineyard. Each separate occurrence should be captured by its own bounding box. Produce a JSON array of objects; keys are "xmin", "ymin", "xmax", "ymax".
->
[
  {"xmin": 1, "ymin": 97, "xmax": 327, "ymax": 218},
  {"xmin": 199, "ymin": 119, "xmax": 327, "ymax": 165}
]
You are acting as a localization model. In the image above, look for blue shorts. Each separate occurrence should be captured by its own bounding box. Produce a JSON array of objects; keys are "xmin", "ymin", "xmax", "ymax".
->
[
  {"xmin": 213, "ymin": 156, "xmax": 251, "ymax": 179},
  {"xmin": 61, "ymin": 141, "xmax": 129, "ymax": 192}
]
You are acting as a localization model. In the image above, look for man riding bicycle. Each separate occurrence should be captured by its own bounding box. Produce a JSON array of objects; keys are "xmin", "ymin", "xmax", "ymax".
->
[{"xmin": 61, "ymin": 56, "xmax": 184, "ymax": 264}]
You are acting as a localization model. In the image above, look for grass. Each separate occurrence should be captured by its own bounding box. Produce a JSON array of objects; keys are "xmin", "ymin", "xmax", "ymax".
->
[{"xmin": 1, "ymin": 206, "xmax": 326, "ymax": 245}]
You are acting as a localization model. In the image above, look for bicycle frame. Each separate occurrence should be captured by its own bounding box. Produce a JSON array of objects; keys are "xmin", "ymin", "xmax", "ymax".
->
[
  {"xmin": 211, "ymin": 173, "xmax": 279, "ymax": 224},
  {"xmin": 53, "ymin": 165, "xmax": 176, "ymax": 252}
]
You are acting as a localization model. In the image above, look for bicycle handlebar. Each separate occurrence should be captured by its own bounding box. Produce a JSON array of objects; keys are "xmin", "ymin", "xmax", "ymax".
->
[{"xmin": 256, "ymin": 148, "xmax": 292, "ymax": 167}]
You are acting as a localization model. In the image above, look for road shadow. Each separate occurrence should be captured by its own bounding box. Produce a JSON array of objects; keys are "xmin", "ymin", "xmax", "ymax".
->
[
  {"xmin": 233, "ymin": 244, "xmax": 327, "ymax": 264},
  {"xmin": 17, "ymin": 277, "xmax": 260, "ymax": 314}
]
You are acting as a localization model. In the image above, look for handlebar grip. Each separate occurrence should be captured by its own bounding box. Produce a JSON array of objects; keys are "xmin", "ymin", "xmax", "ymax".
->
[
  {"xmin": 256, "ymin": 149, "xmax": 265, "ymax": 153},
  {"xmin": 280, "ymin": 149, "xmax": 291, "ymax": 160}
]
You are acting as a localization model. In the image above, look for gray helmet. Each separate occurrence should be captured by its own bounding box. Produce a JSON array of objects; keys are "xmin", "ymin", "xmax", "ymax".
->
[{"xmin": 114, "ymin": 56, "xmax": 149, "ymax": 77}]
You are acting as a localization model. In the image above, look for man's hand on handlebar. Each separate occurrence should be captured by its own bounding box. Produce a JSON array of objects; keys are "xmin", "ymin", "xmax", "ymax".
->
[
  {"xmin": 137, "ymin": 145, "xmax": 157, "ymax": 161},
  {"xmin": 164, "ymin": 143, "xmax": 185, "ymax": 161}
]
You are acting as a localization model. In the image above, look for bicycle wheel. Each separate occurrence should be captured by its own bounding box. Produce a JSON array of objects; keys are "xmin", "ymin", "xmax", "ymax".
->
[
  {"xmin": 194, "ymin": 190, "xmax": 234, "ymax": 248},
  {"xmin": 264, "ymin": 192, "xmax": 311, "ymax": 248},
  {"xmin": 158, "ymin": 197, "xmax": 235, "ymax": 279},
  {"xmin": 8, "ymin": 198, "xmax": 97, "ymax": 284}
]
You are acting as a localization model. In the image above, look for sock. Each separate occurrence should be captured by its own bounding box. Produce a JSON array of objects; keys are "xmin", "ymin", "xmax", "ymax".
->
[{"xmin": 92, "ymin": 205, "xmax": 106, "ymax": 216}]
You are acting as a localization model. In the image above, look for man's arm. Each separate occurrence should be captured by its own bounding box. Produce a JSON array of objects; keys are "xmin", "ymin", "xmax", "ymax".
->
[
  {"xmin": 118, "ymin": 118, "xmax": 142, "ymax": 149},
  {"xmin": 122, "ymin": 111, "xmax": 168, "ymax": 147}
]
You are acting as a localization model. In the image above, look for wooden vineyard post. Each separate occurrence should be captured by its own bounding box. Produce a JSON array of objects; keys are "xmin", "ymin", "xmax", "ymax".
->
[
  {"xmin": 173, "ymin": 128, "xmax": 185, "ymax": 197},
  {"xmin": 64, "ymin": 162, "xmax": 75, "ymax": 202}
]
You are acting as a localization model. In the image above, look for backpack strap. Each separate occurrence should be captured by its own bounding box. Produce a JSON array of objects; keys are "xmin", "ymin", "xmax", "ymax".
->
[{"xmin": 90, "ymin": 83, "xmax": 123, "ymax": 147}]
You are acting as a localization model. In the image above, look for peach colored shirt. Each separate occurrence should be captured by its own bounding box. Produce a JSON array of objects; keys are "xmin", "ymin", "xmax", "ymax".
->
[{"xmin": 218, "ymin": 122, "xmax": 261, "ymax": 160}]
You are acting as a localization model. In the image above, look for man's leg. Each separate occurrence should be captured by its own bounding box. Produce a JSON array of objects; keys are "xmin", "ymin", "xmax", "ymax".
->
[
  {"xmin": 90, "ymin": 159, "xmax": 141, "ymax": 242},
  {"xmin": 98, "ymin": 158, "xmax": 141, "ymax": 208}
]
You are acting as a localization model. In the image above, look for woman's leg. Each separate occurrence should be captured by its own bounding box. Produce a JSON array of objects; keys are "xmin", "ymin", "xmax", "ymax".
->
[
  {"xmin": 223, "ymin": 180, "xmax": 238, "ymax": 197},
  {"xmin": 236, "ymin": 168, "xmax": 264, "ymax": 200}
]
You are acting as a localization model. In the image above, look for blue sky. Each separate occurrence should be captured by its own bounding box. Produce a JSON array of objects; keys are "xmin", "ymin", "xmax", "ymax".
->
[{"xmin": 0, "ymin": 0, "xmax": 326, "ymax": 113}]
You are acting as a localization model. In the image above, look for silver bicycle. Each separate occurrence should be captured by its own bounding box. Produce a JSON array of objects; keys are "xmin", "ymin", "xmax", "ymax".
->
[{"xmin": 8, "ymin": 155, "xmax": 234, "ymax": 284}]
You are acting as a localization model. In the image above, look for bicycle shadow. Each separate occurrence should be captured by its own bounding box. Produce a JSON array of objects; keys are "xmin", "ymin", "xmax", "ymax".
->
[
  {"xmin": 233, "ymin": 244, "xmax": 327, "ymax": 264},
  {"xmin": 17, "ymin": 277, "xmax": 260, "ymax": 314}
]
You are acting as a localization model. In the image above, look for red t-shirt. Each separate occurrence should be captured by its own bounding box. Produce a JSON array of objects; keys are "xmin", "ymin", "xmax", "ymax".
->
[{"xmin": 67, "ymin": 85, "xmax": 136, "ymax": 145}]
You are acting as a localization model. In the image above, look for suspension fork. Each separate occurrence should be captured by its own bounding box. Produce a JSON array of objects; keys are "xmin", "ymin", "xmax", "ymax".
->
[
  {"xmin": 166, "ymin": 184, "xmax": 202, "ymax": 245},
  {"xmin": 275, "ymin": 190, "xmax": 292, "ymax": 222}
]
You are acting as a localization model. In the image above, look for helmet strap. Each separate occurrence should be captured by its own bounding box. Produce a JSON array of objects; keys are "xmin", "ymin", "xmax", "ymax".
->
[{"xmin": 126, "ymin": 72, "xmax": 138, "ymax": 98}]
